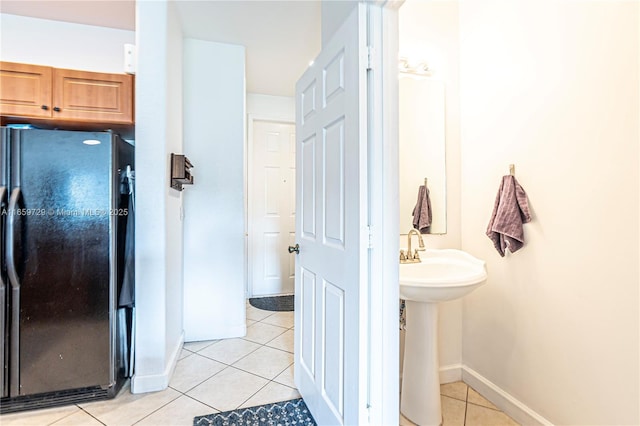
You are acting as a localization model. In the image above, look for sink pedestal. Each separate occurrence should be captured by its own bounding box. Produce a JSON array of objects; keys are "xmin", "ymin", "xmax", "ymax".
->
[
  {"xmin": 401, "ymin": 300, "xmax": 442, "ymax": 426},
  {"xmin": 399, "ymin": 249, "xmax": 487, "ymax": 425}
]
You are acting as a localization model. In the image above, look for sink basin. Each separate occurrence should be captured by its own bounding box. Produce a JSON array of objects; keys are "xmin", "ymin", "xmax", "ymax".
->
[{"xmin": 399, "ymin": 249, "xmax": 487, "ymax": 303}]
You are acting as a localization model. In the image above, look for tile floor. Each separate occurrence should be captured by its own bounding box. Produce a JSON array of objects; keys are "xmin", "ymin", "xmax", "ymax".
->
[
  {"xmin": 1, "ymin": 302, "xmax": 519, "ymax": 426},
  {"xmin": 400, "ymin": 381, "xmax": 520, "ymax": 426}
]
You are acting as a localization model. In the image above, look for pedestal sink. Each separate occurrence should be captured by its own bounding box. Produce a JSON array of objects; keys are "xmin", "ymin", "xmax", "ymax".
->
[{"xmin": 400, "ymin": 249, "xmax": 487, "ymax": 426}]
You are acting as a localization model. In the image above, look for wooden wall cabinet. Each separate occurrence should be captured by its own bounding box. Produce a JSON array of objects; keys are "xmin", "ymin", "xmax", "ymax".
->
[{"xmin": 0, "ymin": 62, "xmax": 134, "ymax": 125}]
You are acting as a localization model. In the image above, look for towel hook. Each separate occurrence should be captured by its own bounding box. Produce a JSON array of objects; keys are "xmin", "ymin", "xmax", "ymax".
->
[
  {"xmin": 424, "ymin": 177, "xmax": 428, "ymax": 186},
  {"xmin": 509, "ymin": 164, "xmax": 515, "ymax": 176}
]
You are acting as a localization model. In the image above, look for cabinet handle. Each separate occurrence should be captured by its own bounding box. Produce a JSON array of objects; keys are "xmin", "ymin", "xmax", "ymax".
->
[
  {"xmin": 53, "ymin": 107, "xmax": 61, "ymax": 112},
  {"xmin": 41, "ymin": 105, "xmax": 49, "ymax": 110}
]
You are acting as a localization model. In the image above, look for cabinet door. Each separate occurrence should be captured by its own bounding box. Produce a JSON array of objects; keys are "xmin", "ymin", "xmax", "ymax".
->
[
  {"xmin": 52, "ymin": 68, "xmax": 134, "ymax": 124},
  {"xmin": 0, "ymin": 62, "xmax": 53, "ymax": 118}
]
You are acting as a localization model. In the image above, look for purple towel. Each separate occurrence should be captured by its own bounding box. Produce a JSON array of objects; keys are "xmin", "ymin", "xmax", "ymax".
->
[
  {"xmin": 412, "ymin": 185, "xmax": 432, "ymax": 233},
  {"xmin": 486, "ymin": 175, "xmax": 531, "ymax": 257}
]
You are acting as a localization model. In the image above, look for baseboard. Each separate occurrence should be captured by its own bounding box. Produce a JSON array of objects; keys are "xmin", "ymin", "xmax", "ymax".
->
[
  {"xmin": 399, "ymin": 364, "xmax": 553, "ymax": 425},
  {"xmin": 462, "ymin": 365, "xmax": 553, "ymax": 426},
  {"xmin": 130, "ymin": 331, "xmax": 185, "ymax": 394},
  {"xmin": 439, "ymin": 364, "xmax": 463, "ymax": 383},
  {"xmin": 248, "ymin": 293, "xmax": 295, "ymax": 298},
  {"xmin": 400, "ymin": 364, "xmax": 463, "ymax": 389},
  {"xmin": 185, "ymin": 323, "xmax": 246, "ymax": 342}
]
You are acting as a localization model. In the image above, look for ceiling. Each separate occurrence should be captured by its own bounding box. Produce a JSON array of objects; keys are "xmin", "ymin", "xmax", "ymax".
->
[
  {"xmin": 0, "ymin": 0, "xmax": 321, "ymax": 97},
  {"xmin": 0, "ymin": 1, "xmax": 136, "ymax": 30}
]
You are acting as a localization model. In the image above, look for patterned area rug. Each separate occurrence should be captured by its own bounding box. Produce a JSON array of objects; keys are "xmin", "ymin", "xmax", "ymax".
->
[
  {"xmin": 249, "ymin": 295, "xmax": 294, "ymax": 312},
  {"xmin": 193, "ymin": 398, "xmax": 316, "ymax": 426}
]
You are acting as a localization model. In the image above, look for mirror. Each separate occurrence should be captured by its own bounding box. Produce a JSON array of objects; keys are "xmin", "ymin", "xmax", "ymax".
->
[{"xmin": 399, "ymin": 77, "xmax": 446, "ymax": 234}]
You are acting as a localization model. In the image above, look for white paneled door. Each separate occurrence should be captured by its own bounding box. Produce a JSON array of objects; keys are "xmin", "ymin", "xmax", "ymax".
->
[
  {"xmin": 249, "ymin": 120, "xmax": 296, "ymax": 297},
  {"xmin": 293, "ymin": 4, "xmax": 369, "ymax": 425}
]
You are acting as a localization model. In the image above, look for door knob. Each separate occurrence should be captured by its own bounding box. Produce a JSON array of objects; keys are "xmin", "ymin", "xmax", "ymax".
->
[{"xmin": 288, "ymin": 244, "xmax": 299, "ymax": 254}]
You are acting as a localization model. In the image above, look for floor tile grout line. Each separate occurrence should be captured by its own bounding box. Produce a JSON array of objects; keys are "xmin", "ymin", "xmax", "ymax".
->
[
  {"xmin": 259, "ymin": 321, "xmax": 295, "ymax": 329},
  {"xmin": 194, "ymin": 340, "xmax": 263, "ymax": 366},
  {"xmin": 271, "ymin": 377, "xmax": 297, "ymax": 390},
  {"xmin": 130, "ymin": 390, "xmax": 183, "ymax": 426},
  {"xmin": 178, "ymin": 361, "xmax": 280, "ymax": 395},
  {"xmin": 467, "ymin": 401, "xmax": 504, "ymax": 412},
  {"xmin": 185, "ymin": 392, "xmax": 227, "ymax": 415},
  {"xmin": 178, "ymin": 361, "xmax": 262, "ymax": 395},
  {"xmin": 247, "ymin": 320, "xmax": 291, "ymax": 334},
  {"xmin": 174, "ymin": 349, "xmax": 267, "ymax": 395},
  {"xmin": 463, "ymin": 385, "xmax": 469, "ymax": 426},
  {"xmin": 186, "ymin": 332, "xmax": 274, "ymax": 413},
  {"xmin": 184, "ymin": 340, "xmax": 220, "ymax": 354},
  {"xmin": 227, "ymin": 358, "xmax": 295, "ymax": 384},
  {"xmin": 233, "ymin": 377, "xmax": 273, "ymax": 411},
  {"xmin": 180, "ymin": 392, "xmax": 220, "ymax": 413},
  {"xmin": 219, "ymin": 364, "xmax": 266, "ymax": 381},
  {"xmin": 182, "ymin": 321, "xmax": 296, "ymax": 409},
  {"xmin": 173, "ymin": 374, "xmax": 230, "ymax": 416},
  {"xmin": 170, "ymin": 364, "xmax": 228, "ymax": 395},
  {"xmin": 43, "ymin": 405, "xmax": 96, "ymax": 426},
  {"xmin": 241, "ymin": 332, "xmax": 288, "ymax": 346},
  {"xmin": 250, "ymin": 340, "xmax": 294, "ymax": 356},
  {"xmin": 75, "ymin": 405, "xmax": 107, "ymax": 426}
]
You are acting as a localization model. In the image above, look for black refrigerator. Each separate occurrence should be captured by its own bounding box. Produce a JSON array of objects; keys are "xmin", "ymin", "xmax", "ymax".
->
[{"xmin": 0, "ymin": 128, "xmax": 134, "ymax": 413}]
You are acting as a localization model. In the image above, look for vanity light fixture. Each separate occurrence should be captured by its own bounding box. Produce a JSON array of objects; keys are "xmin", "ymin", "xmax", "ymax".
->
[
  {"xmin": 398, "ymin": 57, "xmax": 410, "ymax": 72},
  {"xmin": 398, "ymin": 57, "xmax": 432, "ymax": 77}
]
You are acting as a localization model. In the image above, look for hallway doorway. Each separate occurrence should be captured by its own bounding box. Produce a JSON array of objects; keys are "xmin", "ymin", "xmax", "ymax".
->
[{"xmin": 247, "ymin": 119, "xmax": 296, "ymax": 297}]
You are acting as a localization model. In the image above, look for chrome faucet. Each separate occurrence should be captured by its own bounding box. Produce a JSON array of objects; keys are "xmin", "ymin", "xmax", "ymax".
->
[{"xmin": 400, "ymin": 229, "xmax": 426, "ymax": 263}]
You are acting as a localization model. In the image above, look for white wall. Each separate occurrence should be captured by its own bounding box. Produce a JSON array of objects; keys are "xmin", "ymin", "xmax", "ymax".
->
[
  {"xmin": 321, "ymin": 1, "xmax": 358, "ymax": 47},
  {"xmin": 164, "ymin": 0, "xmax": 185, "ymax": 378},
  {"xmin": 247, "ymin": 93, "xmax": 294, "ymax": 121},
  {"xmin": 183, "ymin": 38, "xmax": 246, "ymax": 341},
  {"xmin": 0, "ymin": 13, "xmax": 134, "ymax": 73},
  {"xmin": 459, "ymin": 1, "xmax": 639, "ymax": 424},
  {"xmin": 399, "ymin": 0, "xmax": 463, "ymax": 376},
  {"xmin": 132, "ymin": 0, "xmax": 184, "ymax": 393}
]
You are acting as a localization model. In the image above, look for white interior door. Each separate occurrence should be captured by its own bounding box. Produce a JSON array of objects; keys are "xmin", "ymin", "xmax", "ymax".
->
[
  {"xmin": 293, "ymin": 4, "xmax": 368, "ymax": 425},
  {"xmin": 249, "ymin": 120, "xmax": 296, "ymax": 297}
]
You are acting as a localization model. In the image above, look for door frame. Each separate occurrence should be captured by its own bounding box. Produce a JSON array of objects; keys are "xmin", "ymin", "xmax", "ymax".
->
[
  {"xmin": 245, "ymin": 114, "xmax": 296, "ymax": 298},
  {"xmin": 363, "ymin": 1, "xmax": 402, "ymax": 424},
  {"xmin": 290, "ymin": 1, "xmax": 401, "ymax": 423}
]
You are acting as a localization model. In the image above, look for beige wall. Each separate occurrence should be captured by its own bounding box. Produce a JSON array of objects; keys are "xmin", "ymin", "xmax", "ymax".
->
[{"xmin": 459, "ymin": 1, "xmax": 639, "ymax": 424}]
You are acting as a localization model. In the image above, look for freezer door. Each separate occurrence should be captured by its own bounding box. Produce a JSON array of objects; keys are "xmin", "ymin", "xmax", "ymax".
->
[
  {"xmin": 0, "ymin": 128, "xmax": 8, "ymax": 398},
  {"xmin": 9, "ymin": 129, "xmax": 114, "ymax": 396}
]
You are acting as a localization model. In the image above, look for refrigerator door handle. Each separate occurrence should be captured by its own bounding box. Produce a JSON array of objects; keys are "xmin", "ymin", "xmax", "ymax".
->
[
  {"xmin": 0, "ymin": 185, "xmax": 7, "ymax": 397},
  {"xmin": 6, "ymin": 187, "xmax": 21, "ymax": 396}
]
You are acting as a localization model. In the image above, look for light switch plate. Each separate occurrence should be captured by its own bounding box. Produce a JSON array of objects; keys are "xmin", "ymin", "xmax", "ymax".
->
[{"xmin": 124, "ymin": 43, "xmax": 136, "ymax": 74}]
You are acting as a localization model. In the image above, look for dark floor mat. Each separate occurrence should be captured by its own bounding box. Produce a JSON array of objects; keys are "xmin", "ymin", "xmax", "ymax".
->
[
  {"xmin": 249, "ymin": 295, "xmax": 294, "ymax": 312},
  {"xmin": 194, "ymin": 398, "xmax": 315, "ymax": 425}
]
